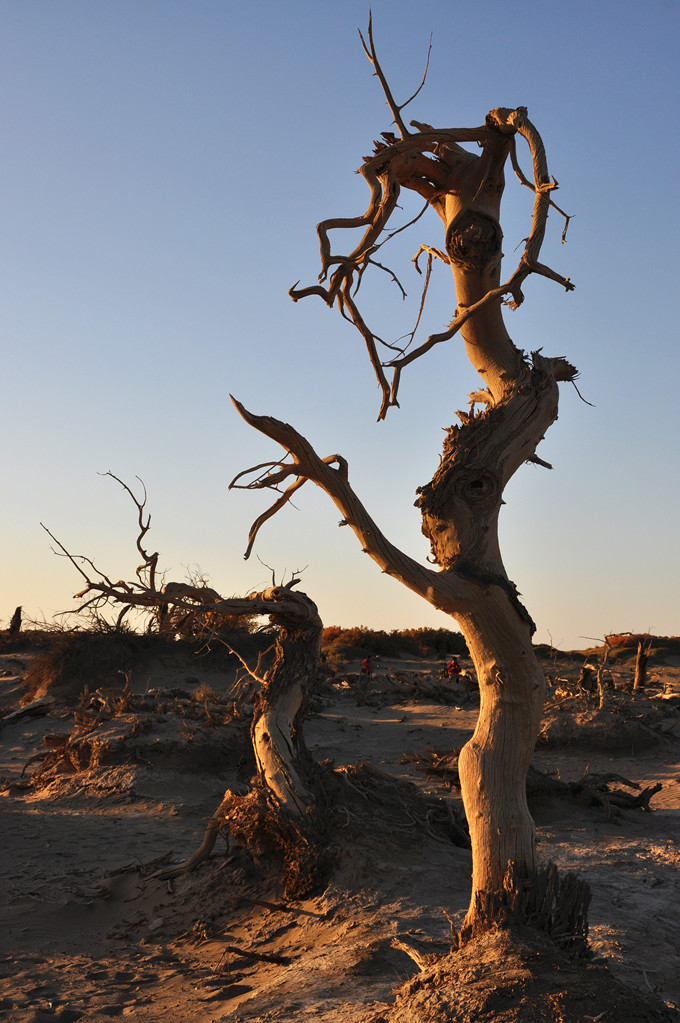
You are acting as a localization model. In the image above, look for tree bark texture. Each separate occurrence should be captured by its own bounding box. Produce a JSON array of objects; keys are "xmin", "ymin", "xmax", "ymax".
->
[{"xmin": 247, "ymin": 587, "xmax": 323, "ymax": 817}]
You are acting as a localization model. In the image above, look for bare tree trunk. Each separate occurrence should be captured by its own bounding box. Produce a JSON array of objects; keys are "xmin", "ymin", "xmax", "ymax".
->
[
  {"xmin": 597, "ymin": 642, "xmax": 612, "ymax": 710},
  {"xmin": 8, "ymin": 606, "xmax": 22, "ymax": 638},
  {"xmin": 634, "ymin": 639, "xmax": 651, "ymax": 692},
  {"xmin": 231, "ymin": 388, "xmax": 563, "ymax": 934},
  {"xmin": 248, "ymin": 589, "xmax": 322, "ymax": 817},
  {"xmin": 455, "ymin": 605, "xmax": 544, "ymax": 934}
]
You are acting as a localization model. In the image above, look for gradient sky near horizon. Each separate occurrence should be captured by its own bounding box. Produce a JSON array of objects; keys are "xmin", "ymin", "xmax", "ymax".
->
[{"xmin": 1, "ymin": 0, "xmax": 678, "ymax": 651}]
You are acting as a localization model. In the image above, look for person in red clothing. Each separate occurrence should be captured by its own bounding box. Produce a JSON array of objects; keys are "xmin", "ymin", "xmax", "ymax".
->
[
  {"xmin": 447, "ymin": 656, "xmax": 462, "ymax": 680},
  {"xmin": 361, "ymin": 655, "xmax": 373, "ymax": 678}
]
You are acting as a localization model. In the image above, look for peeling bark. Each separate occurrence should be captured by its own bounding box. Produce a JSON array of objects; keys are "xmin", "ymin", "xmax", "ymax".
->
[{"xmin": 248, "ymin": 586, "xmax": 322, "ymax": 817}]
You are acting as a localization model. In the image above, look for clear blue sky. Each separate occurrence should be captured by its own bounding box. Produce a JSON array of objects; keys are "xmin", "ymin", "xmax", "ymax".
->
[{"xmin": 1, "ymin": 0, "xmax": 678, "ymax": 650}]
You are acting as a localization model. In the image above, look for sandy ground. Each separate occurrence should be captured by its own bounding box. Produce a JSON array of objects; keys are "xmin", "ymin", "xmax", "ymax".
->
[{"xmin": 1, "ymin": 645, "xmax": 679, "ymax": 1021}]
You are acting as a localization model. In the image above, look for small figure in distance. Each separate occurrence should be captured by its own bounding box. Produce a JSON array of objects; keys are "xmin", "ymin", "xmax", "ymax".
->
[
  {"xmin": 361, "ymin": 655, "xmax": 373, "ymax": 679},
  {"xmin": 447, "ymin": 656, "xmax": 462, "ymax": 680}
]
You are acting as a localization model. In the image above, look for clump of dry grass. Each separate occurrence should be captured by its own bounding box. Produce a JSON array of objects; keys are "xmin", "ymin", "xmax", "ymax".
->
[{"xmin": 191, "ymin": 681, "xmax": 221, "ymax": 704}]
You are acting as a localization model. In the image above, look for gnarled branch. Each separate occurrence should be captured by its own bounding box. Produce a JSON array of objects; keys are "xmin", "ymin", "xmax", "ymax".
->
[
  {"xmin": 100, "ymin": 472, "xmax": 161, "ymax": 592},
  {"xmin": 289, "ymin": 58, "xmax": 573, "ymax": 419},
  {"xmin": 229, "ymin": 396, "xmax": 472, "ymax": 613}
]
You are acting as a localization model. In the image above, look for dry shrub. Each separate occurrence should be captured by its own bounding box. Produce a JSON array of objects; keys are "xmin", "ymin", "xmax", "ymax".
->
[
  {"xmin": 20, "ymin": 628, "xmax": 275, "ymax": 705},
  {"xmin": 191, "ymin": 681, "xmax": 221, "ymax": 704},
  {"xmin": 531, "ymin": 643, "xmax": 573, "ymax": 661},
  {"xmin": 607, "ymin": 632, "xmax": 680, "ymax": 652},
  {"xmin": 0, "ymin": 627, "xmax": 55, "ymax": 655}
]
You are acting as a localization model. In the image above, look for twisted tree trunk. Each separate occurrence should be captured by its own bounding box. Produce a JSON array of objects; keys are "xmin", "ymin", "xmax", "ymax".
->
[
  {"xmin": 164, "ymin": 582, "xmax": 323, "ymax": 820},
  {"xmin": 230, "ymin": 27, "xmax": 583, "ymax": 938},
  {"xmin": 247, "ymin": 587, "xmax": 322, "ymax": 817},
  {"xmin": 231, "ymin": 386, "xmax": 564, "ymax": 934},
  {"xmin": 410, "ymin": 125, "xmax": 563, "ymax": 931},
  {"xmin": 148, "ymin": 583, "xmax": 324, "ymax": 882}
]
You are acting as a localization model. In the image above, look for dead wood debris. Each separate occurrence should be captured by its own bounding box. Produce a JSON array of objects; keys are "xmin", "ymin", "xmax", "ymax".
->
[
  {"xmin": 337, "ymin": 760, "xmax": 470, "ymax": 848},
  {"xmin": 0, "ymin": 698, "xmax": 53, "ymax": 728},
  {"xmin": 15, "ymin": 674, "xmax": 244, "ymax": 790},
  {"xmin": 391, "ymin": 937, "xmax": 440, "ymax": 972},
  {"xmin": 399, "ymin": 748, "xmax": 663, "ymax": 818},
  {"xmin": 214, "ymin": 943, "xmax": 289, "ymax": 966},
  {"xmin": 334, "ymin": 669, "xmax": 476, "ymax": 707}
]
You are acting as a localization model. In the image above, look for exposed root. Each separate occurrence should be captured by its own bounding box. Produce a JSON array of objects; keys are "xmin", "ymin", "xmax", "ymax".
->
[
  {"xmin": 388, "ymin": 925, "xmax": 677, "ymax": 1023},
  {"xmin": 148, "ymin": 791, "xmax": 234, "ymax": 880},
  {"xmin": 149, "ymin": 782, "xmax": 332, "ymax": 898},
  {"xmin": 225, "ymin": 787, "xmax": 332, "ymax": 899}
]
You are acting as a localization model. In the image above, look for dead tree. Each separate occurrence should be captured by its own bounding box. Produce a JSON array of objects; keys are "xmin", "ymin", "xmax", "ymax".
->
[
  {"xmin": 147, "ymin": 580, "xmax": 325, "ymax": 890},
  {"xmin": 634, "ymin": 637, "xmax": 652, "ymax": 691},
  {"xmin": 42, "ymin": 477, "xmax": 324, "ymax": 840},
  {"xmin": 8, "ymin": 606, "xmax": 22, "ymax": 638},
  {"xmin": 230, "ymin": 19, "xmax": 584, "ymax": 940},
  {"xmin": 597, "ymin": 638, "xmax": 613, "ymax": 710}
]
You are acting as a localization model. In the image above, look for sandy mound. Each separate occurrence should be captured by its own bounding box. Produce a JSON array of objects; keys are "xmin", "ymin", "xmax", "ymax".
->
[{"xmin": 386, "ymin": 927, "xmax": 675, "ymax": 1022}]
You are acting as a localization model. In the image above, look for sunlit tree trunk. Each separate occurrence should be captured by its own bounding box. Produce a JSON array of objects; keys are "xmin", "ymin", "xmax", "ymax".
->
[
  {"xmin": 248, "ymin": 588, "xmax": 322, "ymax": 816},
  {"xmin": 231, "ymin": 26, "xmax": 580, "ymax": 937},
  {"xmin": 633, "ymin": 638, "xmax": 651, "ymax": 692}
]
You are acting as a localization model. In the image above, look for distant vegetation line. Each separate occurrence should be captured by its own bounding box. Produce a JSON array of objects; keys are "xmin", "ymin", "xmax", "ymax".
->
[
  {"xmin": 321, "ymin": 625, "xmax": 469, "ymax": 659},
  {"xmin": 2, "ymin": 614, "xmax": 678, "ymax": 664}
]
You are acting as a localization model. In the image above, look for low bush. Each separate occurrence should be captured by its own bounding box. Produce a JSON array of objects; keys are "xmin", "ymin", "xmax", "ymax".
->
[{"xmin": 532, "ymin": 643, "xmax": 573, "ymax": 661}]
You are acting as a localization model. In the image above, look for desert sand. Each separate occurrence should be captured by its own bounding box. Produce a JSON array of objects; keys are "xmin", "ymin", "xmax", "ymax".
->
[{"xmin": 1, "ymin": 640, "xmax": 679, "ymax": 1021}]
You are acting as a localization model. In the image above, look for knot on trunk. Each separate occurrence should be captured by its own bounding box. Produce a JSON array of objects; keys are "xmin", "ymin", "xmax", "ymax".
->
[
  {"xmin": 446, "ymin": 209, "xmax": 502, "ymax": 272},
  {"xmin": 416, "ymin": 454, "xmax": 500, "ymax": 569}
]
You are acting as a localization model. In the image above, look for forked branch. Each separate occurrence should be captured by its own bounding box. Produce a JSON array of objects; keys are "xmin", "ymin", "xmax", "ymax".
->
[
  {"xmin": 42, "ymin": 476, "xmax": 256, "ymax": 632},
  {"xmin": 100, "ymin": 472, "xmax": 160, "ymax": 592},
  {"xmin": 358, "ymin": 12, "xmax": 432, "ymax": 140},
  {"xmin": 228, "ymin": 396, "xmax": 470, "ymax": 612}
]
